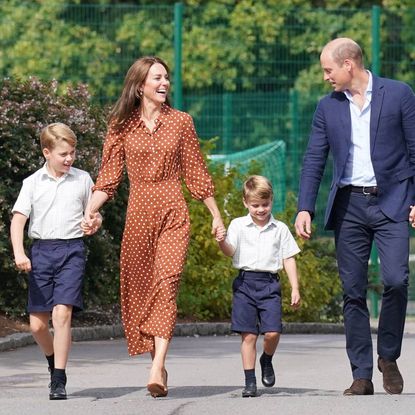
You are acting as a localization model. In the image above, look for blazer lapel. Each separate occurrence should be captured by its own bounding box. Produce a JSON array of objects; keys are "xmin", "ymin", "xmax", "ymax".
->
[
  {"xmin": 336, "ymin": 94, "xmax": 352, "ymax": 169},
  {"xmin": 370, "ymin": 76, "xmax": 385, "ymax": 154},
  {"xmin": 333, "ymin": 92, "xmax": 352, "ymax": 146}
]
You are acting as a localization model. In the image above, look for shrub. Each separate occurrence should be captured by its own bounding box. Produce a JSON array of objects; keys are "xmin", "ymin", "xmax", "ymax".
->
[
  {"xmin": 178, "ymin": 146, "xmax": 248, "ymax": 320},
  {"xmin": 0, "ymin": 77, "xmax": 123, "ymax": 315},
  {"xmin": 179, "ymin": 146, "xmax": 343, "ymax": 322},
  {"xmin": 277, "ymin": 193, "xmax": 342, "ymax": 322},
  {"xmin": 1, "ymin": 77, "xmax": 342, "ymax": 323}
]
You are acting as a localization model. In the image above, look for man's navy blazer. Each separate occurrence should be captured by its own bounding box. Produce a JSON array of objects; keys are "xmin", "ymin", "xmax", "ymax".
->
[{"xmin": 297, "ymin": 75, "xmax": 415, "ymax": 230}]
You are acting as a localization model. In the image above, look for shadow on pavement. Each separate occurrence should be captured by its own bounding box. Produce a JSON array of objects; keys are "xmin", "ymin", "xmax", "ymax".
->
[
  {"xmin": 71, "ymin": 386, "xmax": 141, "ymax": 399},
  {"xmin": 158, "ymin": 385, "xmax": 340, "ymax": 399}
]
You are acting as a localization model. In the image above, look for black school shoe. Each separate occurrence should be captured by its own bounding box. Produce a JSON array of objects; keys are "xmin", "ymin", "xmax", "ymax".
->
[
  {"xmin": 49, "ymin": 380, "xmax": 67, "ymax": 400},
  {"xmin": 242, "ymin": 383, "xmax": 257, "ymax": 397},
  {"xmin": 259, "ymin": 353, "xmax": 275, "ymax": 387}
]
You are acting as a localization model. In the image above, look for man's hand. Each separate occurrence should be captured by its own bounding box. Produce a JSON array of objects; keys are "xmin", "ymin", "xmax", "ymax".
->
[
  {"xmin": 409, "ymin": 205, "xmax": 415, "ymax": 228},
  {"xmin": 294, "ymin": 210, "xmax": 312, "ymax": 239}
]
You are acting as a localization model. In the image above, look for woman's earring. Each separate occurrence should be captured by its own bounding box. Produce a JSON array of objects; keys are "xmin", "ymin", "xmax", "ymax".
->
[{"xmin": 135, "ymin": 90, "xmax": 143, "ymax": 99}]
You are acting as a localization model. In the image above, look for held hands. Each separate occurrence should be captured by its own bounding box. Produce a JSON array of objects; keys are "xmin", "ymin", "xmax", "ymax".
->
[
  {"xmin": 294, "ymin": 211, "xmax": 312, "ymax": 239},
  {"xmin": 212, "ymin": 216, "xmax": 226, "ymax": 242},
  {"xmin": 82, "ymin": 211, "xmax": 103, "ymax": 235},
  {"xmin": 291, "ymin": 288, "xmax": 301, "ymax": 310},
  {"xmin": 409, "ymin": 205, "xmax": 415, "ymax": 228},
  {"xmin": 14, "ymin": 253, "xmax": 32, "ymax": 273}
]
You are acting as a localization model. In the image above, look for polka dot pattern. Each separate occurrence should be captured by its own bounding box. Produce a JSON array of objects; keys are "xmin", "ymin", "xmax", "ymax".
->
[{"xmin": 93, "ymin": 104, "xmax": 214, "ymax": 356}]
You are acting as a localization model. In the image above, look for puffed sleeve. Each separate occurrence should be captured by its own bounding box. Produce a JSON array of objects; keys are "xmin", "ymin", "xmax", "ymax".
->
[
  {"xmin": 180, "ymin": 113, "xmax": 215, "ymax": 200},
  {"xmin": 92, "ymin": 123, "xmax": 125, "ymax": 199}
]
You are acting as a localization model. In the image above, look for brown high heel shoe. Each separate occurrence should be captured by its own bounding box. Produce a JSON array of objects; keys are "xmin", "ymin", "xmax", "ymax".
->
[{"xmin": 147, "ymin": 369, "xmax": 168, "ymax": 398}]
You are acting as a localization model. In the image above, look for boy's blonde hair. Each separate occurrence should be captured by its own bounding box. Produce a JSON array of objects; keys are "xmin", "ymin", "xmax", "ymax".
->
[
  {"xmin": 243, "ymin": 175, "xmax": 273, "ymax": 201},
  {"xmin": 40, "ymin": 123, "xmax": 77, "ymax": 150}
]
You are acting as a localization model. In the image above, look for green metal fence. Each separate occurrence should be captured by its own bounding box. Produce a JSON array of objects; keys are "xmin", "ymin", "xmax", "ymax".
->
[{"xmin": 2, "ymin": 2, "xmax": 415, "ymax": 308}]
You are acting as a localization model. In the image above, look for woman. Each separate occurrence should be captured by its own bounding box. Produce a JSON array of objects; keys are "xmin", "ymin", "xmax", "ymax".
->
[{"xmin": 84, "ymin": 56, "xmax": 225, "ymax": 397}]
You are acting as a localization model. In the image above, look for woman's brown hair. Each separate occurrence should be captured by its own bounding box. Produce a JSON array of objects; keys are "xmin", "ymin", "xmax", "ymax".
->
[{"xmin": 109, "ymin": 56, "xmax": 171, "ymax": 128}]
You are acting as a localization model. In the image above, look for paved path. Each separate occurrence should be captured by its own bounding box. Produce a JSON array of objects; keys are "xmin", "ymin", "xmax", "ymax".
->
[{"xmin": 1, "ymin": 332, "xmax": 415, "ymax": 415}]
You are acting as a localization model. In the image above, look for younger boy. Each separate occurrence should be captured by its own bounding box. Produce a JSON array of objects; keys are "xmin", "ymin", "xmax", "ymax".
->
[
  {"xmin": 10, "ymin": 123, "xmax": 101, "ymax": 400},
  {"xmin": 217, "ymin": 175, "xmax": 301, "ymax": 397}
]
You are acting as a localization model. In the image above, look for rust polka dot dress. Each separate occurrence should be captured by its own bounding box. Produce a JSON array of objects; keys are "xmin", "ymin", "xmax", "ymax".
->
[{"xmin": 93, "ymin": 104, "xmax": 214, "ymax": 356}]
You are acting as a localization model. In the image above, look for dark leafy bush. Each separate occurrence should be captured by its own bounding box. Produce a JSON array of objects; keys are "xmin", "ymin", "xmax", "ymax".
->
[
  {"xmin": 0, "ymin": 77, "xmax": 124, "ymax": 315},
  {"xmin": 1, "ymin": 78, "xmax": 342, "ymax": 323}
]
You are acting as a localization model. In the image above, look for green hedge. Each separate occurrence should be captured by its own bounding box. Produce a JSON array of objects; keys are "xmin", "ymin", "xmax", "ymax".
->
[
  {"xmin": 0, "ymin": 78, "xmax": 342, "ymax": 323},
  {"xmin": 179, "ymin": 160, "xmax": 342, "ymax": 322},
  {"xmin": 0, "ymin": 77, "xmax": 122, "ymax": 314}
]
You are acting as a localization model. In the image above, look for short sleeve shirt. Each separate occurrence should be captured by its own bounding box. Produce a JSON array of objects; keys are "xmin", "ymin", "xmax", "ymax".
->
[
  {"xmin": 225, "ymin": 214, "xmax": 300, "ymax": 273},
  {"xmin": 12, "ymin": 164, "xmax": 94, "ymax": 239}
]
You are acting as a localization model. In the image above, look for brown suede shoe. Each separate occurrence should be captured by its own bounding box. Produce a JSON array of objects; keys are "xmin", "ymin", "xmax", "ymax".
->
[
  {"xmin": 378, "ymin": 357, "xmax": 404, "ymax": 394},
  {"xmin": 343, "ymin": 379, "xmax": 374, "ymax": 396}
]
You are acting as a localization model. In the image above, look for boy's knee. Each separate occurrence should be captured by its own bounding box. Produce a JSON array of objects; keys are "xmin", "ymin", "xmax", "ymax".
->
[
  {"xmin": 29, "ymin": 313, "xmax": 50, "ymax": 334},
  {"xmin": 242, "ymin": 332, "xmax": 258, "ymax": 344},
  {"xmin": 264, "ymin": 331, "xmax": 280, "ymax": 341},
  {"xmin": 52, "ymin": 305, "xmax": 73, "ymax": 327},
  {"xmin": 30, "ymin": 320, "xmax": 49, "ymax": 335}
]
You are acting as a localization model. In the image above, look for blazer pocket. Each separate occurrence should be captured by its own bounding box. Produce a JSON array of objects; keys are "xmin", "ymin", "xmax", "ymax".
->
[{"xmin": 395, "ymin": 167, "xmax": 415, "ymax": 182}]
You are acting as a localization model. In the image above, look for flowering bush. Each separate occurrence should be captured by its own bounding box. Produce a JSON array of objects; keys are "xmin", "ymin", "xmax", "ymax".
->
[{"xmin": 0, "ymin": 77, "xmax": 123, "ymax": 314}]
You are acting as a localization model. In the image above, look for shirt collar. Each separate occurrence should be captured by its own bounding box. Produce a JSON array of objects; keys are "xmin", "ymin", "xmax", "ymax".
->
[
  {"xmin": 40, "ymin": 163, "xmax": 73, "ymax": 180},
  {"xmin": 344, "ymin": 70, "xmax": 373, "ymax": 101},
  {"xmin": 243, "ymin": 213, "xmax": 277, "ymax": 229},
  {"xmin": 366, "ymin": 71, "xmax": 373, "ymax": 93},
  {"xmin": 137, "ymin": 103, "xmax": 171, "ymax": 128}
]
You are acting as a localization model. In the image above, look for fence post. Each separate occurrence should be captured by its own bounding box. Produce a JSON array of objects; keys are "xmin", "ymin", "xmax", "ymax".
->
[
  {"xmin": 371, "ymin": 5, "xmax": 381, "ymax": 76},
  {"xmin": 369, "ymin": 4, "xmax": 381, "ymax": 318},
  {"xmin": 222, "ymin": 93, "xmax": 232, "ymax": 154},
  {"xmin": 174, "ymin": 2, "xmax": 183, "ymax": 110},
  {"xmin": 290, "ymin": 89, "xmax": 299, "ymax": 192}
]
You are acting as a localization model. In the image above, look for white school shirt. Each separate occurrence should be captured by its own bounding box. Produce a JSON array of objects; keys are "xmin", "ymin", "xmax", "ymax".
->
[
  {"xmin": 225, "ymin": 214, "xmax": 300, "ymax": 273},
  {"xmin": 12, "ymin": 164, "xmax": 94, "ymax": 239},
  {"xmin": 340, "ymin": 71, "xmax": 377, "ymax": 187}
]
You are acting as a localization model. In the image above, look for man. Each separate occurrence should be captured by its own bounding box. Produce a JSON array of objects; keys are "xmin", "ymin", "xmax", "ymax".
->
[{"xmin": 295, "ymin": 37, "xmax": 415, "ymax": 395}]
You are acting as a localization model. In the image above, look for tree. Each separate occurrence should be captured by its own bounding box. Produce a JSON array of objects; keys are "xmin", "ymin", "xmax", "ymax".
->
[{"xmin": 0, "ymin": 0, "xmax": 120, "ymax": 101}]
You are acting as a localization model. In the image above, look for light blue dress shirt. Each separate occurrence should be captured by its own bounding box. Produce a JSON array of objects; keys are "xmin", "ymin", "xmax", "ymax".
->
[{"xmin": 340, "ymin": 71, "xmax": 377, "ymax": 187}]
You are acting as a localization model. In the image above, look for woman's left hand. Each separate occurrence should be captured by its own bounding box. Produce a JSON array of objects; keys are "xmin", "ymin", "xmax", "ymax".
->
[{"xmin": 212, "ymin": 217, "xmax": 226, "ymax": 241}]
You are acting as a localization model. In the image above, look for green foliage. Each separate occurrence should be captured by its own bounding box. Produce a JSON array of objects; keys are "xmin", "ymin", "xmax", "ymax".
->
[
  {"xmin": 1, "ymin": 78, "xmax": 342, "ymax": 322},
  {"xmin": 0, "ymin": 77, "xmax": 123, "ymax": 314},
  {"xmin": 178, "ymin": 145, "xmax": 342, "ymax": 322},
  {"xmin": 0, "ymin": 0, "xmax": 120, "ymax": 101},
  {"xmin": 277, "ymin": 193, "xmax": 342, "ymax": 322},
  {"xmin": 178, "ymin": 140, "xmax": 260, "ymax": 320},
  {"xmin": 4, "ymin": 1, "xmax": 413, "ymax": 101}
]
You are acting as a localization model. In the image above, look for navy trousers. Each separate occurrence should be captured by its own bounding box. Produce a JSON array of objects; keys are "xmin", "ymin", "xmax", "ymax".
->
[{"xmin": 333, "ymin": 188, "xmax": 409, "ymax": 380}]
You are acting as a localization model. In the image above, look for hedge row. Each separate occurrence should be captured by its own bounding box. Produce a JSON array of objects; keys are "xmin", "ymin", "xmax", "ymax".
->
[{"xmin": 0, "ymin": 78, "xmax": 342, "ymax": 322}]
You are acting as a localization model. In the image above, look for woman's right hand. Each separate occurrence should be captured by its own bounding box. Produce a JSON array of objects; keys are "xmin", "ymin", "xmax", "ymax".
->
[{"xmin": 82, "ymin": 211, "xmax": 102, "ymax": 235}]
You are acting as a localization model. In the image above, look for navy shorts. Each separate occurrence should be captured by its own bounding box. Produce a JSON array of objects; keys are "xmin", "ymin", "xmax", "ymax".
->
[
  {"xmin": 231, "ymin": 270, "xmax": 282, "ymax": 335},
  {"xmin": 27, "ymin": 238, "xmax": 86, "ymax": 313}
]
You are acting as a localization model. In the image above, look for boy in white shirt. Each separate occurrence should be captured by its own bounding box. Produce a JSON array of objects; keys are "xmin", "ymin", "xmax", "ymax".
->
[
  {"xmin": 10, "ymin": 123, "xmax": 101, "ymax": 400},
  {"xmin": 217, "ymin": 175, "xmax": 301, "ymax": 397}
]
